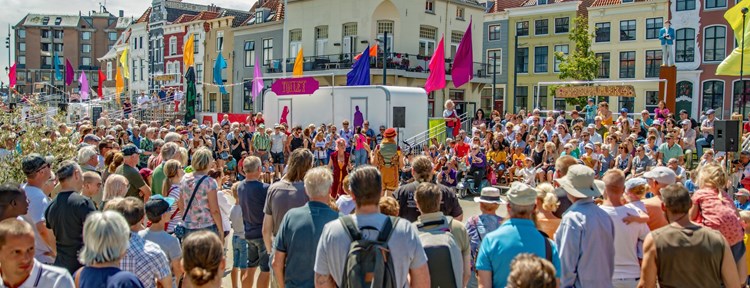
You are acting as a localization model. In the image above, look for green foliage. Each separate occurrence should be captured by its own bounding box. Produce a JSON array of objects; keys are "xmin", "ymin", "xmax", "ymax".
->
[
  {"xmin": 0, "ymin": 106, "xmax": 79, "ymax": 184},
  {"xmin": 554, "ymin": 16, "xmax": 600, "ymax": 108}
]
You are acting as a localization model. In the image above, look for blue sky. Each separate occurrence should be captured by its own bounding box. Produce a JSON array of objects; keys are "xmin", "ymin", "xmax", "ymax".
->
[{"xmin": 0, "ymin": 0, "xmax": 253, "ymax": 86}]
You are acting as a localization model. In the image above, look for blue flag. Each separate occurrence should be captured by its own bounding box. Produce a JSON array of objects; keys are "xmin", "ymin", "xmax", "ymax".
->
[
  {"xmin": 347, "ymin": 46, "xmax": 370, "ymax": 86},
  {"xmin": 213, "ymin": 52, "xmax": 228, "ymax": 94},
  {"xmin": 53, "ymin": 51, "xmax": 62, "ymax": 81}
]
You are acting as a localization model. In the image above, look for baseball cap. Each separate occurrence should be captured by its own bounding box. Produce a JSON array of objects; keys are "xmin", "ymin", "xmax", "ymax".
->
[
  {"xmin": 681, "ymin": 119, "xmax": 691, "ymax": 126},
  {"xmin": 554, "ymin": 164, "xmax": 604, "ymax": 198},
  {"xmin": 506, "ymin": 182, "xmax": 538, "ymax": 206},
  {"xmin": 679, "ymin": 109, "xmax": 688, "ymax": 114},
  {"xmin": 145, "ymin": 195, "xmax": 177, "ymax": 220},
  {"xmin": 584, "ymin": 143, "xmax": 594, "ymax": 150},
  {"xmin": 588, "ymin": 98, "xmax": 595, "ymax": 102},
  {"xmin": 587, "ymin": 124, "xmax": 596, "ymax": 129},
  {"xmin": 620, "ymin": 108, "xmax": 629, "ymax": 113},
  {"xmin": 624, "ymin": 177, "xmax": 648, "ymax": 191},
  {"xmin": 121, "ymin": 144, "xmax": 143, "ymax": 156},
  {"xmin": 736, "ymin": 189, "xmax": 750, "ymax": 197},
  {"xmin": 21, "ymin": 154, "xmax": 50, "ymax": 176},
  {"xmin": 643, "ymin": 167, "xmax": 677, "ymax": 185},
  {"xmin": 259, "ymin": 124, "xmax": 265, "ymax": 129},
  {"xmin": 83, "ymin": 134, "xmax": 101, "ymax": 142},
  {"xmin": 706, "ymin": 109, "xmax": 716, "ymax": 115}
]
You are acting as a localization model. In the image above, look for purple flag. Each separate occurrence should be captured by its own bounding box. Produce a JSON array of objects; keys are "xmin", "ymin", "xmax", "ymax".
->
[
  {"xmin": 252, "ymin": 55, "xmax": 263, "ymax": 101},
  {"xmin": 65, "ymin": 59, "xmax": 74, "ymax": 86},
  {"xmin": 452, "ymin": 19, "xmax": 474, "ymax": 88},
  {"xmin": 78, "ymin": 72, "xmax": 90, "ymax": 100}
]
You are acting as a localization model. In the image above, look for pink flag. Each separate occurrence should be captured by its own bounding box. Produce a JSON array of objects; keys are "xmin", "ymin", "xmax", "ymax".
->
[
  {"xmin": 78, "ymin": 72, "xmax": 90, "ymax": 100},
  {"xmin": 65, "ymin": 59, "xmax": 74, "ymax": 86},
  {"xmin": 425, "ymin": 36, "xmax": 446, "ymax": 93},
  {"xmin": 452, "ymin": 19, "xmax": 474, "ymax": 88},
  {"xmin": 8, "ymin": 63, "xmax": 16, "ymax": 88},
  {"xmin": 251, "ymin": 55, "xmax": 263, "ymax": 101}
]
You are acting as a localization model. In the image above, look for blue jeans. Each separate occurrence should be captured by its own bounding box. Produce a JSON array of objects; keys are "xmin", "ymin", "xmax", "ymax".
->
[
  {"xmin": 446, "ymin": 127, "xmax": 455, "ymax": 140},
  {"xmin": 696, "ymin": 136, "xmax": 713, "ymax": 159},
  {"xmin": 232, "ymin": 235, "xmax": 250, "ymax": 268},
  {"xmin": 353, "ymin": 148, "xmax": 368, "ymax": 166},
  {"xmin": 316, "ymin": 157, "xmax": 329, "ymax": 166}
]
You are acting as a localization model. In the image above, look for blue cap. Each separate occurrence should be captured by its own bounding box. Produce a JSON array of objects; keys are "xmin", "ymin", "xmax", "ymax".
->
[{"xmin": 620, "ymin": 108, "xmax": 629, "ymax": 113}]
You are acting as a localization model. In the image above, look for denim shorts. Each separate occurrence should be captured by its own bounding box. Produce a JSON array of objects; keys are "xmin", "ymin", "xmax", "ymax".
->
[
  {"xmin": 232, "ymin": 235, "xmax": 250, "ymax": 269},
  {"xmin": 246, "ymin": 238, "xmax": 270, "ymax": 272},
  {"xmin": 731, "ymin": 240, "xmax": 746, "ymax": 263},
  {"xmin": 271, "ymin": 152, "xmax": 284, "ymax": 165}
]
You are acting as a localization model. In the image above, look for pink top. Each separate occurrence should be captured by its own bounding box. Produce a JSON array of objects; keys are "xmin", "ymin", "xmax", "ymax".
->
[
  {"xmin": 355, "ymin": 134, "xmax": 366, "ymax": 150},
  {"xmin": 654, "ymin": 107, "xmax": 669, "ymax": 120},
  {"xmin": 691, "ymin": 188, "xmax": 744, "ymax": 245}
]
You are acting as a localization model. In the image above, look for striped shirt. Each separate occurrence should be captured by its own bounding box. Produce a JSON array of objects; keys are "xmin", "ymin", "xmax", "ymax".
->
[{"xmin": 253, "ymin": 133, "xmax": 271, "ymax": 151}]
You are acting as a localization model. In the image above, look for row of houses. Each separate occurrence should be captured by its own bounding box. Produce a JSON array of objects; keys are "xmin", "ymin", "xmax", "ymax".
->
[{"xmin": 10, "ymin": 0, "xmax": 745, "ymax": 119}]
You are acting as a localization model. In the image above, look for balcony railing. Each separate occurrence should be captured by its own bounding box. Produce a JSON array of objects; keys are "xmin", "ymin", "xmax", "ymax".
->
[{"xmin": 262, "ymin": 52, "xmax": 492, "ymax": 79}]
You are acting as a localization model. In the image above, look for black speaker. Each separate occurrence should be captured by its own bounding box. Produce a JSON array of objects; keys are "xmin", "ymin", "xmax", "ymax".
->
[
  {"xmin": 393, "ymin": 106, "xmax": 406, "ymax": 128},
  {"xmin": 715, "ymin": 120, "xmax": 740, "ymax": 152}
]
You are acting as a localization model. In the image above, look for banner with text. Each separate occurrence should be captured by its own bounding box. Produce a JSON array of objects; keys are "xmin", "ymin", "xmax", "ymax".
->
[
  {"xmin": 271, "ymin": 77, "xmax": 320, "ymax": 96},
  {"xmin": 555, "ymin": 85, "xmax": 636, "ymax": 98}
]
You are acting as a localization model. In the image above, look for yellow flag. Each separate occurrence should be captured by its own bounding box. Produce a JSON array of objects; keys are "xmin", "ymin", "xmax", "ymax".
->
[
  {"xmin": 717, "ymin": 0, "xmax": 750, "ymax": 76},
  {"xmin": 184, "ymin": 34, "xmax": 195, "ymax": 69},
  {"xmin": 120, "ymin": 47, "xmax": 129, "ymax": 79},
  {"xmin": 292, "ymin": 47, "xmax": 303, "ymax": 77},
  {"xmin": 115, "ymin": 64, "xmax": 123, "ymax": 104}
]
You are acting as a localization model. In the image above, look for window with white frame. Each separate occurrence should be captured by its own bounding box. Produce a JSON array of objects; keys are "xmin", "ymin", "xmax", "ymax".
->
[
  {"xmin": 488, "ymin": 24, "xmax": 501, "ymax": 41},
  {"xmin": 450, "ymin": 31, "xmax": 463, "ymax": 59},
  {"xmin": 107, "ymin": 62, "xmax": 112, "ymax": 80},
  {"xmin": 289, "ymin": 29, "xmax": 302, "ymax": 57},
  {"xmin": 456, "ymin": 7, "xmax": 465, "ymax": 20},
  {"xmin": 343, "ymin": 23, "xmax": 357, "ymax": 37},
  {"xmin": 196, "ymin": 64, "xmax": 203, "ymax": 82},
  {"xmin": 315, "ymin": 26, "xmax": 328, "ymax": 56},
  {"xmin": 170, "ymin": 37, "xmax": 177, "ymax": 55},
  {"xmin": 377, "ymin": 20, "xmax": 395, "ymax": 53},
  {"xmin": 19, "ymin": 43, "xmax": 25, "ymax": 52},
  {"xmin": 82, "ymin": 57, "xmax": 91, "ymax": 66},
  {"xmin": 425, "ymin": 0, "xmax": 434, "ymax": 13},
  {"xmin": 82, "ymin": 44, "xmax": 91, "ymax": 53},
  {"xmin": 244, "ymin": 41, "xmax": 255, "ymax": 67},
  {"xmin": 419, "ymin": 25, "xmax": 437, "ymax": 57},
  {"xmin": 487, "ymin": 49, "xmax": 502, "ymax": 75},
  {"xmin": 217, "ymin": 31, "xmax": 224, "ymax": 52},
  {"xmin": 703, "ymin": 26, "xmax": 726, "ymax": 62},
  {"xmin": 18, "ymin": 56, "xmax": 25, "ymax": 65},
  {"xmin": 82, "ymin": 31, "xmax": 91, "ymax": 40},
  {"xmin": 193, "ymin": 34, "xmax": 199, "ymax": 54},
  {"xmin": 263, "ymin": 39, "xmax": 273, "ymax": 66}
]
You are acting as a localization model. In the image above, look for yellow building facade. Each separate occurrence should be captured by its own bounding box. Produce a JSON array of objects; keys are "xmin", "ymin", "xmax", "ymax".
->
[
  {"xmin": 203, "ymin": 16, "xmax": 236, "ymax": 113},
  {"xmin": 507, "ymin": 1, "xmax": 579, "ymax": 113},
  {"xmin": 588, "ymin": 0, "xmax": 669, "ymax": 114}
]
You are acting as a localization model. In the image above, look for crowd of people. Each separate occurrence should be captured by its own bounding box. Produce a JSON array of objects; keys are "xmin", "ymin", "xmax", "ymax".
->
[{"xmin": 0, "ymin": 95, "xmax": 750, "ymax": 288}]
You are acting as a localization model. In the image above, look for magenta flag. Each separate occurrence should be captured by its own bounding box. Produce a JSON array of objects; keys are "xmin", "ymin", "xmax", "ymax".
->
[
  {"xmin": 425, "ymin": 36, "xmax": 446, "ymax": 93},
  {"xmin": 452, "ymin": 19, "xmax": 474, "ymax": 88},
  {"xmin": 65, "ymin": 59, "xmax": 74, "ymax": 86},
  {"xmin": 252, "ymin": 55, "xmax": 263, "ymax": 101},
  {"xmin": 8, "ymin": 63, "xmax": 16, "ymax": 88},
  {"xmin": 78, "ymin": 72, "xmax": 90, "ymax": 100}
]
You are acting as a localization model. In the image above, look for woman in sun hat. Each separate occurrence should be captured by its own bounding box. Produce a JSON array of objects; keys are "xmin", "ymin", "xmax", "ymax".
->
[{"xmin": 466, "ymin": 187, "xmax": 506, "ymax": 287}]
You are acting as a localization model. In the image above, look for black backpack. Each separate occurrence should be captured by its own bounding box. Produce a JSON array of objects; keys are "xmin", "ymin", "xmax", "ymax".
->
[{"xmin": 340, "ymin": 215, "xmax": 399, "ymax": 288}]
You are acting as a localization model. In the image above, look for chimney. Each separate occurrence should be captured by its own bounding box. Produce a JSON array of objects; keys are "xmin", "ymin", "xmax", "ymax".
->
[{"xmin": 119, "ymin": 10, "xmax": 124, "ymax": 17}]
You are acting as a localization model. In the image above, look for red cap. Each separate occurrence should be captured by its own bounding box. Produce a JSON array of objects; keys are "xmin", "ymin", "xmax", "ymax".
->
[{"xmin": 384, "ymin": 128, "xmax": 397, "ymax": 138}]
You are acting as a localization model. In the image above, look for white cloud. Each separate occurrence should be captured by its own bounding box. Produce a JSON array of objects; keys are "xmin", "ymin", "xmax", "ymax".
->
[{"xmin": 0, "ymin": 0, "xmax": 255, "ymax": 86}]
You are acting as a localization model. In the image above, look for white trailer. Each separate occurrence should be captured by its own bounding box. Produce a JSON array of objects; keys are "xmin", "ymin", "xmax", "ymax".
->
[{"xmin": 262, "ymin": 85, "xmax": 428, "ymax": 143}]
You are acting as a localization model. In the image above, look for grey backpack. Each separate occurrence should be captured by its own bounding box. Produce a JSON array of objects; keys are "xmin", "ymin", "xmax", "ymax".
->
[
  {"xmin": 340, "ymin": 215, "xmax": 399, "ymax": 288},
  {"xmin": 417, "ymin": 216, "xmax": 463, "ymax": 288}
]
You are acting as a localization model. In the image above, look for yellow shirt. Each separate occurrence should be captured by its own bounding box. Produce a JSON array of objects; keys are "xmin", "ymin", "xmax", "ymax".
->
[
  {"xmin": 487, "ymin": 150, "xmax": 507, "ymax": 164},
  {"xmin": 598, "ymin": 111, "xmax": 613, "ymax": 127},
  {"xmin": 745, "ymin": 234, "xmax": 750, "ymax": 276},
  {"xmin": 512, "ymin": 153, "xmax": 526, "ymax": 167}
]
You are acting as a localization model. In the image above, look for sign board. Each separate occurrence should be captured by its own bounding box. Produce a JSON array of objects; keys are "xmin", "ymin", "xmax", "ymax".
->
[
  {"xmin": 393, "ymin": 107, "xmax": 406, "ymax": 128},
  {"xmin": 91, "ymin": 106, "xmax": 102, "ymax": 124},
  {"xmin": 555, "ymin": 85, "xmax": 636, "ymax": 98},
  {"xmin": 271, "ymin": 77, "xmax": 320, "ymax": 96}
]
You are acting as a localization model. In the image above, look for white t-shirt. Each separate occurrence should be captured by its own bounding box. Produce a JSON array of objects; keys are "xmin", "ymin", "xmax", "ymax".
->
[
  {"xmin": 0, "ymin": 259, "xmax": 74, "ymax": 288},
  {"xmin": 599, "ymin": 205, "xmax": 650, "ymax": 279},
  {"xmin": 217, "ymin": 190, "xmax": 232, "ymax": 233},
  {"xmin": 21, "ymin": 185, "xmax": 54, "ymax": 264}
]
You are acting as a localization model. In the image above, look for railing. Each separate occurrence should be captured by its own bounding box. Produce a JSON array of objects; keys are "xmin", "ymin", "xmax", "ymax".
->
[
  {"xmin": 402, "ymin": 112, "xmax": 471, "ymax": 155},
  {"xmin": 264, "ymin": 52, "xmax": 492, "ymax": 79},
  {"xmin": 104, "ymin": 96, "xmax": 184, "ymax": 124}
]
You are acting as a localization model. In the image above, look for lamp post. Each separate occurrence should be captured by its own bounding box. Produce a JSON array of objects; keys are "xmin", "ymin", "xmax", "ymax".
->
[{"xmin": 741, "ymin": 7, "xmax": 748, "ymax": 119}]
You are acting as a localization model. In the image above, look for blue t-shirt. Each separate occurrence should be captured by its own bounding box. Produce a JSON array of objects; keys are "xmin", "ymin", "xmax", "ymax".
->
[
  {"xmin": 475, "ymin": 218, "xmax": 561, "ymax": 288},
  {"xmin": 237, "ymin": 180, "xmax": 269, "ymax": 239},
  {"xmin": 78, "ymin": 266, "xmax": 144, "ymax": 288},
  {"xmin": 274, "ymin": 201, "xmax": 340, "ymax": 287}
]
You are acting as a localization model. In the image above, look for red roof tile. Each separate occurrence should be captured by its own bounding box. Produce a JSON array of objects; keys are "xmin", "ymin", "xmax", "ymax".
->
[
  {"xmin": 173, "ymin": 14, "xmax": 196, "ymax": 24},
  {"xmin": 488, "ymin": 0, "xmax": 527, "ymax": 12},
  {"xmin": 136, "ymin": 7, "xmax": 151, "ymax": 23},
  {"xmin": 193, "ymin": 11, "xmax": 220, "ymax": 21}
]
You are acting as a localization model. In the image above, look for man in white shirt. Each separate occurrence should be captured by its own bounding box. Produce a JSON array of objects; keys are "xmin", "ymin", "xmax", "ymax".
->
[
  {"xmin": 696, "ymin": 109, "xmax": 716, "ymax": 159},
  {"xmin": 600, "ymin": 169, "xmax": 649, "ymax": 288},
  {"xmin": 173, "ymin": 89, "xmax": 184, "ymax": 112},
  {"xmin": 587, "ymin": 124, "xmax": 603, "ymax": 144},
  {"xmin": 20, "ymin": 154, "xmax": 55, "ymax": 265},
  {"xmin": 0, "ymin": 219, "xmax": 74, "ymax": 288}
]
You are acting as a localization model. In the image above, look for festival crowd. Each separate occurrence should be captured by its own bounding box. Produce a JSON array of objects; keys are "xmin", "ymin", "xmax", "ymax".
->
[{"xmin": 0, "ymin": 96, "xmax": 750, "ymax": 288}]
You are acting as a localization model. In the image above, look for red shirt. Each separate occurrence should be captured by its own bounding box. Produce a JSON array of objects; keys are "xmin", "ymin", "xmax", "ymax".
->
[{"xmin": 455, "ymin": 143, "xmax": 470, "ymax": 158}]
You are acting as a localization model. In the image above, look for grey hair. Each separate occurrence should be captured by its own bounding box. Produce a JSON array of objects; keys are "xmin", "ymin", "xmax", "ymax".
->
[
  {"xmin": 145, "ymin": 127, "xmax": 157, "ymax": 135},
  {"xmin": 303, "ymin": 167, "xmax": 333, "ymax": 198},
  {"xmin": 161, "ymin": 142, "xmax": 180, "ymax": 160},
  {"xmin": 102, "ymin": 174, "xmax": 129, "ymax": 201},
  {"xmin": 78, "ymin": 211, "xmax": 130, "ymax": 265},
  {"xmin": 77, "ymin": 146, "xmax": 98, "ymax": 164},
  {"xmin": 243, "ymin": 156, "xmax": 262, "ymax": 174},
  {"xmin": 56, "ymin": 160, "xmax": 81, "ymax": 182},
  {"xmin": 164, "ymin": 132, "xmax": 182, "ymax": 143},
  {"xmin": 508, "ymin": 203, "xmax": 536, "ymax": 218}
]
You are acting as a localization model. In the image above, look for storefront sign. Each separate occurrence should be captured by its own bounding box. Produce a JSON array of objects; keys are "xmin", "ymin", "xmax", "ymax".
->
[
  {"xmin": 271, "ymin": 77, "xmax": 319, "ymax": 96},
  {"xmin": 555, "ymin": 85, "xmax": 636, "ymax": 98}
]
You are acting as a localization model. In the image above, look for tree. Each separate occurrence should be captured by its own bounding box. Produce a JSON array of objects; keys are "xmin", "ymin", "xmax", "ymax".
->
[
  {"xmin": 0, "ymin": 105, "xmax": 78, "ymax": 184},
  {"xmin": 554, "ymin": 16, "xmax": 600, "ymax": 108}
]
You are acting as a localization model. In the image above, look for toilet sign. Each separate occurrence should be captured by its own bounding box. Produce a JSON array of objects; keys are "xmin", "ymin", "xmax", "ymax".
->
[{"xmin": 271, "ymin": 77, "xmax": 319, "ymax": 96}]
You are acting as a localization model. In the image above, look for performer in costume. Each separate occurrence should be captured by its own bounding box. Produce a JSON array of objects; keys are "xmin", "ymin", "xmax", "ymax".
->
[
  {"xmin": 372, "ymin": 128, "xmax": 404, "ymax": 195},
  {"xmin": 659, "ymin": 19, "xmax": 676, "ymax": 67}
]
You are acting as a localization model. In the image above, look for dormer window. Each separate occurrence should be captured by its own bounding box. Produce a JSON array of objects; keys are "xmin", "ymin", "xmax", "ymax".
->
[
  {"xmin": 256, "ymin": 11, "xmax": 263, "ymax": 24},
  {"xmin": 42, "ymin": 17, "xmax": 50, "ymax": 25},
  {"xmin": 54, "ymin": 17, "xmax": 62, "ymax": 25}
]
